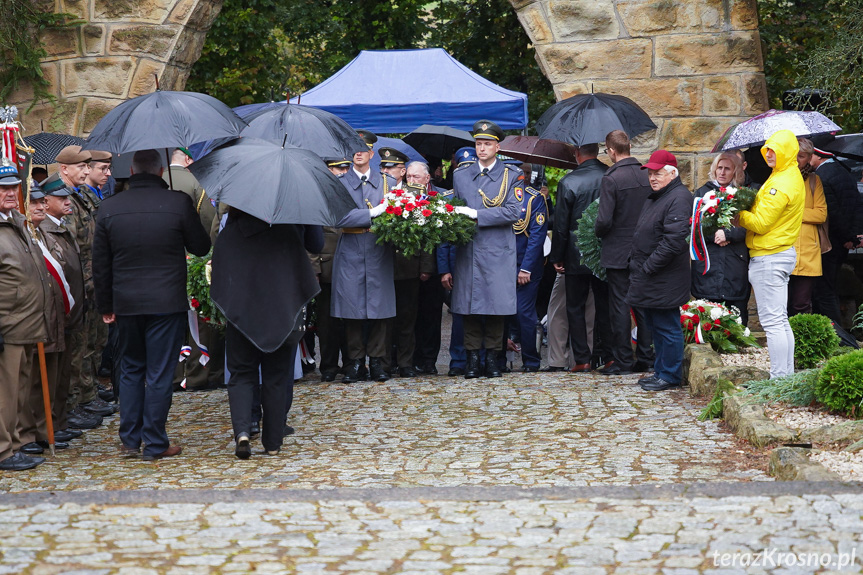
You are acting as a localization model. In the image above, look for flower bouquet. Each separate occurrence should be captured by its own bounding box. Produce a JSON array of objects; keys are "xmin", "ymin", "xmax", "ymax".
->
[
  {"xmin": 689, "ymin": 185, "xmax": 758, "ymax": 273},
  {"xmin": 680, "ymin": 299, "xmax": 759, "ymax": 353},
  {"xmin": 186, "ymin": 250, "xmax": 227, "ymax": 330},
  {"xmin": 370, "ymin": 183, "xmax": 476, "ymax": 258}
]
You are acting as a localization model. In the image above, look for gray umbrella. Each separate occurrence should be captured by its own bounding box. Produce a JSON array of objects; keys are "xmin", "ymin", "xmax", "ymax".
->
[
  {"xmin": 188, "ymin": 138, "xmax": 356, "ymax": 226},
  {"xmin": 82, "ymin": 90, "xmax": 246, "ymax": 154}
]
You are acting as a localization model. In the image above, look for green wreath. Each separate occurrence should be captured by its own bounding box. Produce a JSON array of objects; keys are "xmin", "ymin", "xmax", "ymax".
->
[{"xmin": 575, "ymin": 198, "xmax": 606, "ymax": 281}]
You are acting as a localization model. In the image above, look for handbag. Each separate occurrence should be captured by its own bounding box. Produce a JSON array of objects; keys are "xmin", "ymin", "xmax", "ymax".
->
[{"xmin": 809, "ymin": 176, "xmax": 832, "ymax": 254}]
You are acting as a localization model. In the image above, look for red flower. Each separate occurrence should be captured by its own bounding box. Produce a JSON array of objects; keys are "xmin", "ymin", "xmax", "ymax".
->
[
  {"xmin": 445, "ymin": 204, "xmax": 454, "ymax": 212},
  {"xmin": 682, "ymin": 304, "xmax": 690, "ymax": 311},
  {"xmin": 394, "ymin": 190, "xmax": 404, "ymax": 197},
  {"xmin": 707, "ymin": 207, "xmax": 717, "ymax": 214},
  {"xmin": 724, "ymin": 329, "xmax": 731, "ymax": 336},
  {"xmin": 386, "ymin": 206, "xmax": 396, "ymax": 214},
  {"xmin": 428, "ymin": 190, "xmax": 438, "ymax": 197},
  {"xmin": 405, "ymin": 203, "xmax": 416, "ymax": 211},
  {"xmin": 191, "ymin": 298, "xmax": 200, "ymax": 308},
  {"xmin": 719, "ymin": 187, "xmax": 726, "ymax": 192},
  {"xmin": 697, "ymin": 306, "xmax": 705, "ymax": 313},
  {"xmin": 680, "ymin": 316, "xmax": 687, "ymax": 324},
  {"xmin": 703, "ymin": 322, "xmax": 712, "ymax": 331},
  {"xmin": 418, "ymin": 199, "xmax": 430, "ymax": 206},
  {"xmin": 714, "ymin": 318, "xmax": 721, "ymax": 325},
  {"xmin": 203, "ymin": 317, "xmax": 210, "ymax": 322},
  {"xmin": 393, "ymin": 206, "xmax": 403, "ymax": 216},
  {"xmin": 726, "ymin": 194, "xmax": 735, "ymax": 200},
  {"xmin": 421, "ymin": 209, "xmax": 433, "ymax": 217}
]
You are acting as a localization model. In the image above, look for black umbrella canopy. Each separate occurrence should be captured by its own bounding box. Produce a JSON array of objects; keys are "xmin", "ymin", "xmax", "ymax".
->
[
  {"xmin": 241, "ymin": 103, "xmax": 367, "ymax": 160},
  {"xmin": 402, "ymin": 124, "xmax": 475, "ymax": 159},
  {"xmin": 22, "ymin": 133, "xmax": 86, "ymax": 164},
  {"xmin": 82, "ymin": 91, "xmax": 246, "ymax": 154},
  {"xmin": 822, "ymin": 133, "xmax": 863, "ymax": 161},
  {"xmin": 188, "ymin": 138, "xmax": 356, "ymax": 227},
  {"xmin": 536, "ymin": 93, "xmax": 657, "ymax": 147}
]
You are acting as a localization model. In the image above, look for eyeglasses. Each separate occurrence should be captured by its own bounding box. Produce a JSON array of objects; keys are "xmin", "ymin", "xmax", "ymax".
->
[{"xmin": 601, "ymin": 148, "xmax": 609, "ymax": 155}]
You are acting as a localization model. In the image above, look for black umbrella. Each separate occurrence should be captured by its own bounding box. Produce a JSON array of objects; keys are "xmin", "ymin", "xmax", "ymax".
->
[
  {"xmin": 535, "ymin": 93, "xmax": 657, "ymax": 146},
  {"xmin": 82, "ymin": 90, "xmax": 246, "ymax": 154},
  {"xmin": 241, "ymin": 103, "xmax": 367, "ymax": 160},
  {"xmin": 822, "ymin": 133, "xmax": 863, "ymax": 161},
  {"xmin": 402, "ymin": 124, "xmax": 474, "ymax": 159},
  {"xmin": 188, "ymin": 138, "xmax": 357, "ymax": 226},
  {"xmin": 22, "ymin": 133, "xmax": 86, "ymax": 164}
]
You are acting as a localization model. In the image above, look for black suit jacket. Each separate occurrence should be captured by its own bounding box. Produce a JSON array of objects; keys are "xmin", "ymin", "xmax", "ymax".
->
[
  {"xmin": 594, "ymin": 157, "xmax": 653, "ymax": 270},
  {"xmin": 93, "ymin": 173, "xmax": 211, "ymax": 316}
]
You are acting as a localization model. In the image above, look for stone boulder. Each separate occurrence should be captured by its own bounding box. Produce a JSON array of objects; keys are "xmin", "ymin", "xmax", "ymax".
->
[
  {"xmin": 683, "ymin": 344, "xmax": 723, "ymax": 385},
  {"xmin": 769, "ymin": 447, "xmax": 842, "ymax": 481},
  {"xmin": 689, "ymin": 365, "xmax": 769, "ymax": 398},
  {"xmin": 723, "ymin": 395, "xmax": 797, "ymax": 448}
]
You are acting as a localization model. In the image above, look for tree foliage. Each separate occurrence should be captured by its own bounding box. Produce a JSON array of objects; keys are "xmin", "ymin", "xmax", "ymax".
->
[{"xmin": 186, "ymin": 0, "xmax": 555, "ymax": 126}]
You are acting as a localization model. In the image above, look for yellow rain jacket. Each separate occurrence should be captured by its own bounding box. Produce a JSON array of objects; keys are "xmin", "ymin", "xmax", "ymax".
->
[{"xmin": 738, "ymin": 129, "xmax": 805, "ymax": 257}]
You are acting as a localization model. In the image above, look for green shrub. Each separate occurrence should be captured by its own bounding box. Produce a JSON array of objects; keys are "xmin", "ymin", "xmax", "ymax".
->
[
  {"xmin": 738, "ymin": 369, "xmax": 820, "ymax": 407},
  {"xmin": 789, "ymin": 313, "xmax": 840, "ymax": 369},
  {"xmin": 814, "ymin": 349, "xmax": 863, "ymax": 417}
]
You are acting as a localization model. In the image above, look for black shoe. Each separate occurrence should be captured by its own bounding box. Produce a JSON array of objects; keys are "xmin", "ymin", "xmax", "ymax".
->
[
  {"xmin": 398, "ymin": 366, "xmax": 417, "ymax": 378},
  {"xmin": 67, "ymin": 408, "xmax": 102, "ymax": 429},
  {"xmin": 235, "ymin": 434, "xmax": 251, "ymax": 460},
  {"xmin": 485, "ymin": 350, "xmax": 502, "ymax": 378},
  {"xmin": 638, "ymin": 375, "xmax": 659, "ymax": 387},
  {"xmin": 541, "ymin": 366, "xmax": 567, "ymax": 372},
  {"xmin": 58, "ymin": 428, "xmax": 82, "ymax": 439},
  {"xmin": 80, "ymin": 398, "xmax": 117, "ymax": 417},
  {"xmin": 448, "ymin": 367, "xmax": 465, "ymax": 376},
  {"xmin": 37, "ymin": 440, "xmax": 68, "ymax": 450},
  {"xmin": 250, "ymin": 421, "xmax": 261, "ymax": 436},
  {"xmin": 20, "ymin": 442, "xmax": 44, "ymax": 455},
  {"xmin": 342, "ymin": 359, "xmax": 363, "ymax": 383},
  {"xmin": 597, "ymin": 362, "xmax": 633, "ymax": 376},
  {"xmin": 320, "ymin": 371, "xmax": 337, "ymax": 382},
  {"xmin": 369, "ymin": 357, "xmax": 390, "ymax": 382},
  {"xmin": 465, "ymin": 350, "xmax": 481, "ymax": 379},
  {"xmin": 522, "ymin": 365, "xmax": 540, "ymax": 372},
  {"xmin": 0, "ymin": 452, "xmax": 41, "ymax": 471},
  {"xmin": 97, "ymin": 387, "xmax": 115, "ymax": 402},
  {"xmin": 633, "ymin": 361, "xmax": 654, "ymax": 373},
  {"xmin": 54, "ymin": 430, "xmax": 78, "ymax": 442},
  {"xmin": 422, "ymin": 363, "xmax": 438, "ymax": 375},
  {"xmin": 283, "ymin": 424, "xmax": 295, "ymax": 437},
  {"xmin": 641, "ymin": 377, "xmax": 681, "ymax": 391}
]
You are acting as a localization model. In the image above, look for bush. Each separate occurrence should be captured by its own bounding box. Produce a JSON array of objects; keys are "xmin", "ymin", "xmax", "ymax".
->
[
  {"xmin": 789, "ymin": 313, "xmax": 840, "ymax": 369},
  {"xmin": 814, "ymin": 349, "xmax": 863, "ymax": 417}
]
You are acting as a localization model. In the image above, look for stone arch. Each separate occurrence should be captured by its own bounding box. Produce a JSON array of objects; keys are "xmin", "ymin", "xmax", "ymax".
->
[{"xmin": 11, "ymin": 0, "xmax": 769, "ymax": 185}]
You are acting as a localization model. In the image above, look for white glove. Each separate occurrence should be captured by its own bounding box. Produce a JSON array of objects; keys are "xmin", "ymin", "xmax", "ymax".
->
[
  {"xmin": 369, "ymin": 203, "xmax": 388, "ymax": 218},
  {"xmin": 455, "ymin": 206, "xmax": 478, "ymax": 220}
]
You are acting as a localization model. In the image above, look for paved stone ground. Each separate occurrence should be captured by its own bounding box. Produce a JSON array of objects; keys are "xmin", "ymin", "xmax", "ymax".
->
[{"xmin": 3, "ymin": 364, "xmax": 862, "ymax": 573}]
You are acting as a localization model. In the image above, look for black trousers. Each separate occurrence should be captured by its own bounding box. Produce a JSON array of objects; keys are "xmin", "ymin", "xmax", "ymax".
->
[
  {"xmin": 226, "ymin": 323, "xmax": 294, "ymax": 452},
  {"xmin": 564, "ymin": 274, "xmax": 612, "ymax": 364},
  {"xmin": 386, "ymin": 278, "xmax": 420, "ymax": 370},
  {"xmin": 463, "ymin": 315, "xmax": 505, "ymax": 351},
  {"xmin": 812, "ymin": 246, "xmax": 848, "ymax": 324},
  {"xmin": 413, "ymin": 276, "xmax": 444, "ymax": 369},
  {"xmin": 316, "ymin": 282, "xmax": 347, "ymax": 375},
  {"xmin": 345, "ymin": 319, "xmax": 387, "ymax": 359},
  {"xmin": 606, "ymin": 268, "xmax": 653, "ymax": 369}
]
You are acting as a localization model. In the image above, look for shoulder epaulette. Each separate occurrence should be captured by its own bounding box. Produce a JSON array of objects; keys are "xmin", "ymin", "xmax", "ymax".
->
[
  {"xmin": 525, "ymin": 186, "xmax": 541, "ymax": 197},
  {"xmin": 453, "ymin": 162, "xmax": 474, "ymax": 171}
]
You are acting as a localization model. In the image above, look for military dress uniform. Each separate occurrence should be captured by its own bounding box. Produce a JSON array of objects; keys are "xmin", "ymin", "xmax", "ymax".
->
[
  {"xmin": 332, "ymin": 162, "xmax": 398, "ymax": 382},
  {"xmin": 450, "ymin": 121, "xmax": 523, "ymax": 377},
  {"xmin": 512, "ymin": 183, "xmax": 548, "ymax": 371}
]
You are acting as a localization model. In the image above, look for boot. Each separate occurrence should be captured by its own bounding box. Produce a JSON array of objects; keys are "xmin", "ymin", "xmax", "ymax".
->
[
  {"xmin": 342, "ymin": 358, "xmax": 363, "ymax": 383},
  {"xmin": 464, "ymin": 350, "xmax": 481, "ymax": 379},
  {"xmin": 369, "ymin": 357, "xmax": 390, "ymax": 382},
  {"xmin": 485, "ymin": 350, "xmax": 502, "ymax": 378}
]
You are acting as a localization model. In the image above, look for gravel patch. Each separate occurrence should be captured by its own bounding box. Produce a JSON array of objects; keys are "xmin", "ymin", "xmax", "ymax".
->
[
  {"xmin": 720, "ymin": 346, "xmax": 771, "ymax": 370},
  {"xmin": 810, "ymin": 450, "xmax": 863, "ymax": 481},
  {"xmin": 763, "ymin": 404, "xmax": 851, "ymax": 430}
]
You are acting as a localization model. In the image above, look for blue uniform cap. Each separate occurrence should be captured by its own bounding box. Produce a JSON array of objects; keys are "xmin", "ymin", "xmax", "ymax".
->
[{"xmin": 455, "ymin": 146, "xmax": 477, "ymax": 166}]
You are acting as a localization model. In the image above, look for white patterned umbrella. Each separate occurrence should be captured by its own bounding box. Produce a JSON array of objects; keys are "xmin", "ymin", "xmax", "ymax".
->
[{"xmin": 712, "ymin": 109, "xmax": 841, "ymax": 152}]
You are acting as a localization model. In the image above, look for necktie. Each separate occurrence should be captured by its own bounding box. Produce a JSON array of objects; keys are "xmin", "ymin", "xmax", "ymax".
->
[
  {"xmin": 361, "ymin": 175, "xmax": 368, "ymax": 184},
  {"xmin": 481, "ymin": 169, "xmax": 489, "ymax": 176}
]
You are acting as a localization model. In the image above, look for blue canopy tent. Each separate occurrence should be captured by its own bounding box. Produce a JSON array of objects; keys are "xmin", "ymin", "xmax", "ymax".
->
[{"xmin": 288, "ymin": 49, "xmax": 528, "ymax": 133}]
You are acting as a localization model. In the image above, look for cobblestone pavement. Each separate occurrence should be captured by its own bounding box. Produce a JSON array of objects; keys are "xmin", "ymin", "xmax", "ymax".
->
[
  {"xmin": 0, "ymin": 373, "xmax": 768, "ymax": 492},
  {"xmin": 3, "ymin": 370, "xmax": 862, "ymax": 574}
]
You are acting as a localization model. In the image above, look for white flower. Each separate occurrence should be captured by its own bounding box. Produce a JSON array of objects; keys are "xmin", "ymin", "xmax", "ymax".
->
[
  {"xmin": 435, "ymin": 219, "xmax": 444, "ymax": 228},
  {"xmin": 205, "ymin": 261, "xmax": 212, "ymax": 285},
  {"xmin": 709, "ymin": 307, "xmax": 724, "ymax": 320},
  {"xmin": 417, "ymin": 216, "xmax": 427, "ymax": 226},
  {"xmin": 744, "ymin": 327, "xmax": 750, "ymax": 337},
  {"xmin": 735, "ymin": 316, "xmax": 742, "ymax": 325}
]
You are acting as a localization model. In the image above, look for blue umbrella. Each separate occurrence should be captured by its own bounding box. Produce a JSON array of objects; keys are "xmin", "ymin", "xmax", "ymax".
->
[{"xmin": 372, "ymin": 136, "xmax": 424, "ymax": 163}]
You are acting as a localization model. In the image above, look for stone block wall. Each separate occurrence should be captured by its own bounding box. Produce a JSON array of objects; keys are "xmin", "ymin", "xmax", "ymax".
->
[
  {"xmin": 7, "ymin": 0, "xmax": 224, "ymax": 138},
  {"xmin": 511, "ymin": 0, "xmax": 769, "ymax": 189}
]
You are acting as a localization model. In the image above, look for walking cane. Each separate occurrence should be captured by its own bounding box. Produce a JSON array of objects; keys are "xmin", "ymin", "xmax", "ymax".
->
[{"xmin": 37, "ymin": 342, "xmax": 55, "ymax": 456}]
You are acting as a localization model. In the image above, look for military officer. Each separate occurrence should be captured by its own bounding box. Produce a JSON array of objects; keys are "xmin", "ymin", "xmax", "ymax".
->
[
  {"xmin": 332, "ymin": 130, "xmax": 397, "ymax": 383},
  {"xmin": 379, "ymin": 147, "xmax": 408, "ymax": 189},
  {"xmin": 509, "ymin": 161, "xmax": 548, "ymax": 372},
  {"xmin": 309, "ymin": 158, "xmax": 352, "ymax": 382},
  {"xmin": 442, "ymin": 120, "xmax": 522, "ymax": 379}
]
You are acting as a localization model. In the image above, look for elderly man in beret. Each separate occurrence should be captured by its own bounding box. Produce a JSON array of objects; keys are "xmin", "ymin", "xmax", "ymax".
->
[{"xmin": 0, "ymin": 163, "xmax": 53, "ymax": 470}]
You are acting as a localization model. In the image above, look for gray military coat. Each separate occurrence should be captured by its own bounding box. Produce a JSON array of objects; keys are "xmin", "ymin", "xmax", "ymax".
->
[
  {"xmin": 331, "ymin": 168, "xmax": 397, "ymax": 320},
  {"xmin": 450, "ymin": 160, "xmax": 522, "ymax": 316}
]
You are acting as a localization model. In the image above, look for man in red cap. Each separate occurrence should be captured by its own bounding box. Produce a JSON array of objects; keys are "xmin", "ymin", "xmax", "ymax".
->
[{"xmin": 626, "ymin": 150, "xmax": 692, "ymax": 391}]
